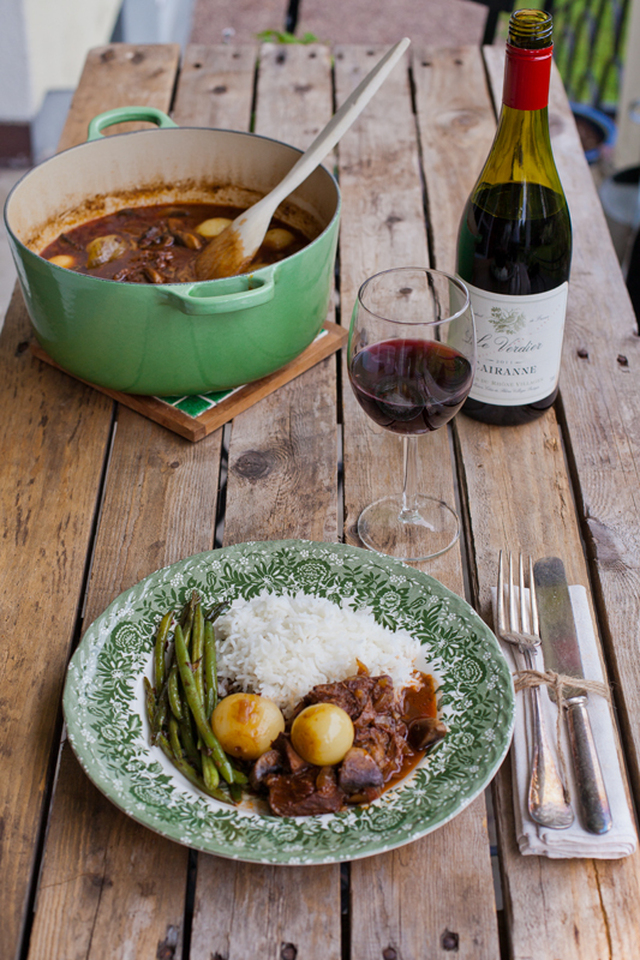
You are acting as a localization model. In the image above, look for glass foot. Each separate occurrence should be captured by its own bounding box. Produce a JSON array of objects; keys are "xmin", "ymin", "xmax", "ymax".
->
[{"xmin": 357, "ymin": 494, "xmax": 460, "ymax": 562}]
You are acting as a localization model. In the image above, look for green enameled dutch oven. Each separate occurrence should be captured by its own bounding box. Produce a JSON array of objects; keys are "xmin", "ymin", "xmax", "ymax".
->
[{"xmin": 4, "ymin": 107, "xmax": 341, "ymax": 395}]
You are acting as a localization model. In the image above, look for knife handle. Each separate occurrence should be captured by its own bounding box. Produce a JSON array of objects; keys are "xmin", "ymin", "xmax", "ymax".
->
[{"xmin": 566, "ymin": 699, "xmax": 613, "ymax": 834}]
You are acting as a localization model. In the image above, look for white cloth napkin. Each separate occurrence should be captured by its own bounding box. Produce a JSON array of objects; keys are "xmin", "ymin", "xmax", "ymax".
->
[{"xmin": 493, "ymin": 584, "xmax": 637, "ymax": 858}]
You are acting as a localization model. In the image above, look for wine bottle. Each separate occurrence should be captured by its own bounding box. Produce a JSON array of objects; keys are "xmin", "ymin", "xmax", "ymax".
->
[{"xmin": 456, "ymin": 8, "xmax": 572, "ymax": 425}]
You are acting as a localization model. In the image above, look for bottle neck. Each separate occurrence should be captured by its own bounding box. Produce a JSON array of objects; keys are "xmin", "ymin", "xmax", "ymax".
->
[{"xmin": 473, "ymin": 40, "xmax": 560, "ymax": 195}]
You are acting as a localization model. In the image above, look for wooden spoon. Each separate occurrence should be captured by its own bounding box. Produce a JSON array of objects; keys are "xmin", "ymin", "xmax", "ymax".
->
[{"xmin": 195, "ymin": 37, "xmax": 411, "ymax": 281}]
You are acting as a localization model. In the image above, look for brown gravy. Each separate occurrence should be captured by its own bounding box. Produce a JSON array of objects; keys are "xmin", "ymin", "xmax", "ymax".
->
[{"xmin": 40, "ymin": 202, "xmax": 310, "ymax": 284}]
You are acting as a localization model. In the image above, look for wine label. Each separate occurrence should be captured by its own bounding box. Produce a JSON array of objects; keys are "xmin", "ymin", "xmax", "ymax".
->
[{"xmin": 462, "ymin": 280, "xmax": 568, "ymax": 406}]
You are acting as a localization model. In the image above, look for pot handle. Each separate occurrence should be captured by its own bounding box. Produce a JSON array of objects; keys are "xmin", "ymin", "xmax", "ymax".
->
[
  {"xmin": 160, "ymin": 272, "xmax": 276, "ymax": 316},
  {"xmin": 87, "ymin": 106, "xmax": 178, "ymax": 141}
]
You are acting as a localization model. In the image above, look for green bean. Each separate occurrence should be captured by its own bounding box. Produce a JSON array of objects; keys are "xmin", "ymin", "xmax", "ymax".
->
[
  {"xmin": 168, "ymin": 716, "xmax": 183, "ymax": 759},
  {"xmin": 192, "ymin": 600, "xmax": 205, "ymax": 704},
  {"xmin": 144, "ymin": 676, "xmax": 167, "ymax": 744},
  {"xmin": 179, "ymin": 591, "xmax": 197, "ymax": 647},
  {"xmin": 167, "ymin": 662, "xmax": 183, "ymax": 721},
  {"xmin": 157, "ymin": 733, "xmax": 234, "ymax": 805},
  {"xmin": 174, "ymin": 623, "xmax": 235, "ymax": 784},
  {"xmin": 153, "ymin": 689, "xmax": 169, "ymax": 744},
  {"xmin": 153, "ymin": 610, "xmax": 173, "ymax": 691},
  {"xmin": 205, "ymin": 600, "xmax": 229, "ymax": 622},
  {"xmin": 203, "ymin": 619, "xmax": 218, "ymax": 719},
  {"xmin": 143, "ymin": 676, "xmax": 156, "ymax": 729},
  {"xmin": 228, "ymin": 764, "xmax": 248, "ymax": 785},
  {"xmin": 179, "ymin": 716, "xmax": 200, "ymax": 767},
  {"xmin": 202, "ymin": 752, "xmax": 220, "ymax": 791},
  {"xmin": 229, "ymin": 781, "xmax": 244, "ymax": 803}
]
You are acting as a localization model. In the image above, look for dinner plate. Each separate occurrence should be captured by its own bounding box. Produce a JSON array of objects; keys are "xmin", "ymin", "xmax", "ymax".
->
[{"xmin": 63, "ymin": 539, "xmax": 515, "ymax": 864}]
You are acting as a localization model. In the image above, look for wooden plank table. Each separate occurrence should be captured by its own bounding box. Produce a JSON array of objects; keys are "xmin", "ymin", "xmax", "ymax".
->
[{"xmin": 2, "ymin": 39, "xmax": 640, "ymax": 960}]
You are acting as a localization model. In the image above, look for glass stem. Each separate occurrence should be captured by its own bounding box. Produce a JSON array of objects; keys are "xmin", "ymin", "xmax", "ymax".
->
[
  {"xmin": 400, "ymin": 436, "xmax": 436, "ymax": 530},
  {"xmin": 400, "ymin": 436, "xmax": 422, "ymax": 523}
]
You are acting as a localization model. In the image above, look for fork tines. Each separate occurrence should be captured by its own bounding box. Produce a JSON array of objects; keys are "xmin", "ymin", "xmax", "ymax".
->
[{"xmin": 497, "ymin": 550, "xmax": 539, "ymax": 638}]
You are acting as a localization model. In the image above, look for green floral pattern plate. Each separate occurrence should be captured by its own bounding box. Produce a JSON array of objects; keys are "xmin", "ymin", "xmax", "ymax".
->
[{"xmin": 63, "ymin": 540, "xmax": 515, "ymax": 864}]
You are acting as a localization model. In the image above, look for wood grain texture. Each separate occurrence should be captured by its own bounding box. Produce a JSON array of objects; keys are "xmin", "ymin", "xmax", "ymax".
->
[
  {"xmin": 351, "ymin": 800, "xmax": 499, "ymax": 960},
  {"xmin": 188, "ymin": 42, "xmax": 343, "ymax": 960},
  {"xmin": 335, "ymin": 44, "xmax": 502, "ymax": 960},
  {"xmin": 0, "ymin": 44, "xmax": 179, "ymax": 960},
  {"xmin": 413, "ymin": 42, "xmax": 640, "ymax": 959},
  {"xmin": 27, "ymin": 404, "xmax": 223, "ymax": 960},
  {"xmin": 172, "ymin": 44, "xmax": 257, "ymax": 131},
  {"xmin": 28, "ymin": 746, "xmax": 188, "ymax": 960},
  {"xmin": 0, "ymin": 291, "xmax": 113, "ymax": 960},
  {"xmin": 58, "ymin": 43, "xmax": 181, "ymax": 148},
  {"xmin": 23, "ymin": 45, "xmax": 206, "ymax": 960},
  {"xmin": 191, "ymin": 857, "xmax": 340, "ymax": 960}
]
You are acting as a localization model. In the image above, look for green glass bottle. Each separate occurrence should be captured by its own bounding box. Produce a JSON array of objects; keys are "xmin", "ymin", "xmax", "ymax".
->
[{"xmin": 456, "ymin": 8, "xmax": 572, "ymax": 425}]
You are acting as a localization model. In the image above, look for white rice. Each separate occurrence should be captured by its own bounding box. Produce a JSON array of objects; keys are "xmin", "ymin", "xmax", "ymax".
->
[{"xmin": 214, "ymin": 589, "xmax": 422, "ymax": 717}]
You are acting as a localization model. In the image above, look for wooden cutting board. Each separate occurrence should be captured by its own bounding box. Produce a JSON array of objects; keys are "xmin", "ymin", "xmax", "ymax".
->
[{"xmin": 31, "ymin": 321, "xmax": 347, "ymax": 442}]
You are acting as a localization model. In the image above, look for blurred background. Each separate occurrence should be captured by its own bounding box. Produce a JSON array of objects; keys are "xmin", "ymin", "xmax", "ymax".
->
[{"xmin": 1, "ymin": 0, "xmax": 639, "ymax": 321}]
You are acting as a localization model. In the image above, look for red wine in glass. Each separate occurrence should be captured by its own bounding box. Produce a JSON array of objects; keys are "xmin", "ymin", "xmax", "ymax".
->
[
  {"xmin": 349, "ymin": 338, "xmax": 473, "ymax": 435},
  {"xmin": 347, "ymin": 267, "xmax": 476, "ymax": 562}
]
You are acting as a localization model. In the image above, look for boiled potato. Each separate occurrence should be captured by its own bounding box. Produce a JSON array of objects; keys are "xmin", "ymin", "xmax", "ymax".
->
[
  {"xmin": 47, "ymin": 254, "xmax": 76, "ymax": 269},
  {"xmin": 195, "ymin": 217, "xmax": 233, "ymax": 238},
  {"xmin": 86, "ymin": 234, "xmax": 129, "ymax": 268},
  {"xmin": 211, "ymin": 693, "xmax": 285, "ymax": 761},
  {"xmin": 262, "ymin": 227, "xmax": 294, "ymax": 251},
  {"xmin": 290, "ymin": 703, "xmax": 354, "ymax": 766}
]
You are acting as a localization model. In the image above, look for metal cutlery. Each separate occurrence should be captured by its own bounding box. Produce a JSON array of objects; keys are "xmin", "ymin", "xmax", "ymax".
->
[
  {"xmin": 534, "ymin": 557, "xmax": 612, "ymax": 834},
  {"xmin": 497, "ymin": 550, "xmax": 574, "ymax": 829}
]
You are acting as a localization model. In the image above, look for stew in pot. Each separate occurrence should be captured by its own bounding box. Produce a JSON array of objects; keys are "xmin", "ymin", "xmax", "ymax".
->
[{"xmin": 40, "ymin": 202, "xmax": 310, "ymax": 284}]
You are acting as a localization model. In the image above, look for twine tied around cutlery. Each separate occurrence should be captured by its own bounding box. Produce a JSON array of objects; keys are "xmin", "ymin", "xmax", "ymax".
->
[{"xmin": 513, "ymin": 668, "xmax": 611, "ymax": 802}]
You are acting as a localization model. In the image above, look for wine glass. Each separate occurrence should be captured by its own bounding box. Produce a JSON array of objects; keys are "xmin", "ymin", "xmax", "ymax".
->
[{"xmin": 347, "ymin": 267, "xmax": 476, "ymax": 562}]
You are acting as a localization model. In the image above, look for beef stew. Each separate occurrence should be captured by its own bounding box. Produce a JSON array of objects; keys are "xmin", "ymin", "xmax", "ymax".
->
[{"xmin": 41, "ymin": 202, "xmax": 310, "ymax": 284}]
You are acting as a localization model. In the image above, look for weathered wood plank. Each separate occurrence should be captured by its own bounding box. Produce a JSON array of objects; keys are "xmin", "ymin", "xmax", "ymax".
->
[
  {"xmin": 28, "ymin": 746, "xmax": 189, "ymax": 960},
  {"xmin": 336, "ymin": 44, "xmax": 501, "ymax": 960},
  {"xmin": 190, "ymin": 42, "xmax": 342, "ymax": 960},
  {"xmin": 59, "ymin": 43, "xmax": 181, "ymax": 147},
  {"xmin": 172, "ymin": 43, "xmax": 257, "ymax": 131},
  {"xmin": 23, "ymin": 45, "xmax": 226, "ymax": 960},
  {"xmin": 1, "ymin": 42, "xmax": 181, "ymax": 960},
  {"xmin": 414, "ymin": 41, "xmax": 640, "ymax": 959},
  {"xmin": 29, "ymin": 409, "xmax": 223, "ymax": 960},
  {"xmin": 191, "ymin": 858, "xmax": 340, "ymax": 960}
]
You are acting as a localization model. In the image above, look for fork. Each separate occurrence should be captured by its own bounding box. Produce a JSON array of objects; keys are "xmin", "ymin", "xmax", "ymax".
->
[{"xmin": 497, "ymin": 550, "xmax": 574, "ymax": 830}]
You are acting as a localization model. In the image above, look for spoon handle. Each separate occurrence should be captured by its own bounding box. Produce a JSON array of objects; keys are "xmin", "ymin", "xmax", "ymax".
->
[{"xmin": 265, "ymin": 37, "xmax": 411, "ymax": 210}]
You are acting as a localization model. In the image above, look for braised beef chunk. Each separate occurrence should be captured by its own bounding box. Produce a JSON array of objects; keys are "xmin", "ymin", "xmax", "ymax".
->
[
  {"xmin": 249, "ymin": 671, "xmax": 443, "ymax": 817},
  {"xmin": 266, "ymin": 767, "xmax": 344, "ymax": 817},
  {"xmin": 277, "ymin": 733, "xmax": 310, "ymax": 774},
  {"xmin": 294, "ymin": 680, "xmax": 361, "ymax": 719}
]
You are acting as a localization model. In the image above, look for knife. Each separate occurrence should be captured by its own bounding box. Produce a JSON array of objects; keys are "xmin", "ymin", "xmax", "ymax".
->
[{"xmin": 533, "ymin": 557, "xmax": 612, "ymax": 835}]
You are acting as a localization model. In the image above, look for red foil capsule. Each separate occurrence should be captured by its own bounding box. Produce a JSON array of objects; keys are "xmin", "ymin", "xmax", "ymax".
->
[{"xmin": 502, "ymin": 44, "xmax": 553, "ymax": 111}]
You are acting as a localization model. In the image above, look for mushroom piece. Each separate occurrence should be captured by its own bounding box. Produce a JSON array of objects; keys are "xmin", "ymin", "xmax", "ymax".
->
[
  {"xmin": 338, "ymin": 746, "xmax": 384, "ymax": 795},
  {"xmin": 407, "ymin": 717, "xmax": 448, "ymax": 752}
]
